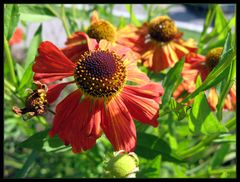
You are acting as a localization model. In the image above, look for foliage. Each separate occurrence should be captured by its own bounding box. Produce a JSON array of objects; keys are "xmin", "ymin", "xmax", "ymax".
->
[{"xmin": 4, "ymin": 4, "xmax": 236, "ymax": 179}]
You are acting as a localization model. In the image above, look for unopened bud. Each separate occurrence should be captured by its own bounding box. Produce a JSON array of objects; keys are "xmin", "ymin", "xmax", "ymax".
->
[{"xmin": 105, "ymin": 150, "xmax": 139, "ymax": 178}]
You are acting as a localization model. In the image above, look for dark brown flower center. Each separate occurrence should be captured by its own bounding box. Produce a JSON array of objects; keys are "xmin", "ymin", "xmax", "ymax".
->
[
  {"xmin": 148, "ymin": 16, "xmax": 178, "ymax": 43},
  {"xmin": 87, "ymin": 20, "xmax": 116, "ymax": 42},
  {"xmin": 74, "ymin": 50, "xmax": 126, "ymax": 98},
  {"xmin": 205, "ymin": 47, "xmax": 223, "ymax": 71}
]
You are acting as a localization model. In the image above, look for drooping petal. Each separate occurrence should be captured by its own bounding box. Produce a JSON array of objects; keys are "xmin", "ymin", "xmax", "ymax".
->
[
  {"xmin": 120, "ymin": 83, "xmax": 163, "ymax": 126},
  {"xmin": 101, "ymin": 97, "xmax": 136, "ymax": 152},
  {"xmin": 207, "ymin": 88, "xmax": 218, "ymax": 111},
  {"xmin": 46, "ymin": 81, "xmax": 75, "ymax": 104},
  {"xmin": 33, "ymin": 41, "xmax": 76, "ymax": 84},
  {"xmin": 49, "ymin": 90, "xmax": 102, "ymax": 153}
]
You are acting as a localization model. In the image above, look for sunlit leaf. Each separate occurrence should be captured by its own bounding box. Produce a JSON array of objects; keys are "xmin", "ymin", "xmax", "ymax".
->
[
  {"xmin": 136, "ymin": 132, "xmax": 183, "ymax": 163},
  {"xmin": 162, "ymin": 58, "xmax": 184, "ymax": 106},
  {"xmin": 188, "ymin": 76, "xmax": 228, "ymax": 135},
  {"xmin": 4, "ymin": 4, "xmax": 20, "ymax": 40}
]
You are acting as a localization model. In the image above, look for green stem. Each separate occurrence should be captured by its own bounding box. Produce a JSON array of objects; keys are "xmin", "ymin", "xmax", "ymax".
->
[
  {"xmin": 4, "ymin": 35, "xmax": 17, "ymax": 86},
  {"xmin": 129, "ymin": 4, "xmax": 133, "ymax": 24},
  {"xmin": 179, "ymin": 116, "xmax": 236, "ymax": 159},
  {"xmin": 61, "ymin": 4, "xmax": 71, "ymax": 37}
]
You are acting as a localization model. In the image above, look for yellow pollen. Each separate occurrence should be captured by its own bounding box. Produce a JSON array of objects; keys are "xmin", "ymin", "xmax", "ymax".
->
[
  {"xmin": 148, "ymin": 15, "xmax": 178, "ymax": 43},
  {"xmin": 87, "ymin": 20, "xmax": 117, "ymax": 42}
]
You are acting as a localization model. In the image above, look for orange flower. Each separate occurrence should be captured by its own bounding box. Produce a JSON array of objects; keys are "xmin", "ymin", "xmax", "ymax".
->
[
  {"xmin": 9, "ymin": 27, "xmax": 24, "ymax": 46},
  {"xmin": 117, "ymin": 16, "xmax": 197, "ymax": 72},
  {"xmin": 173, "ymin": 48, "xmax": 236, "ymax": 111},
  {"xmin": 33, "ymin": 37, "xmax": 164, "ymax": 153}
]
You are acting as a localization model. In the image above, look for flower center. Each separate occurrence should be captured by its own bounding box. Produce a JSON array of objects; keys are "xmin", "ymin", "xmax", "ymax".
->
[
  {"xmin": 87, "ymin": 20, "xmax": 117, "ymax": 42},
  {"xmin": 148, "ymin": 16, "xmax": 178, "ymax": 43},
  {"xmin": 74, "ymin": 50, "xmax": 127, "ymax": 98},
  {"xmin": 205, "ymin": 47, "xmax": 223, "ymax": 71}
]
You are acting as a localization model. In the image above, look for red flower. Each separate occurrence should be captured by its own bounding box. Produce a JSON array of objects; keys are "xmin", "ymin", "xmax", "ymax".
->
[
  {"xmin": 9, "ymin": 28, "xmax": 24, "ymax": 46},
  {"xmin": 173, "ymin": 48, "xmax": 236, "ymax": 111},
  {"xmin": 33, "ymin": 35, "xmax": 164, "ymax": 153},
  {"xmin": 117, "ymin": 16, "xmax": 197, "ymax": 72}
]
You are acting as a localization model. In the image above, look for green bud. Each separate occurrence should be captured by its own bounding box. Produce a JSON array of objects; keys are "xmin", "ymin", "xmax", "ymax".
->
[{"xmin": 105, "ymin": 150, "xmax": 139, "ymax": 178}]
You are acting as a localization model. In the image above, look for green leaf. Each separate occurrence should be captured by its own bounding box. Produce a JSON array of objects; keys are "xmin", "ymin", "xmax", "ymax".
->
[
  {"xmin": 210, "ymin": 143, "xmax": 230, "ymax": 169},
  {"xmin": 20, "ymin": 13, "xmax": 55, "ymax": 22},
  {"xmin": 18, "ymin": 129, "xmax": 70, "ymax": 153},
  {"xmin": 216, "ymin": 57, "xmax": 236, "ymax": 120},
  {"xmin": 18, "ymin": 130, "xmax": 48, "ymax": 150},
  {"xmin": 138, "ymin": 155, "xmax": 161, "ymax": 178},
  {"xmin": 136, "ymin": 132, "xmax": 183, "ymax": 163},
  {"xmin": 17, "ymin": 24, "xmax": 42, "ymax": 95},
  {"xmin": 182, "ymin": 31, "xmax": 234, "ymax": 103},
  {"xmin": 24, "ymin": 24, "xmax": 42, "ymax": 68},
  {"xmin": 15, "ymin": 63, "xmax": 25, "ymax": 82},
  {"xmin": 43, "ymin": 135, "xmax": 71, "ymax": 153},
  {"xmin": 162, "ymin": 58, "xmax": 184, "ymax": 106},
  {"xmin": 16, "ymin": 62, "xmax": 34, "ymax": 96},
  {"xmin": 4, "ymin": 4, "xmax": 20, "ymax": 40},
  {"xmin": 188, "ymin": 76, "xmax": 227, "ymax": 135}
]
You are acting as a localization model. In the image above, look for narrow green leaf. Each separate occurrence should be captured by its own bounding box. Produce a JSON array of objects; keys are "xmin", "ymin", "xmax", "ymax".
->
[
  {"xmin": 210, "ymin": 143, "xmax": 230, "ymax": 169},
  {"xmin": 20, "ymin": 13, "xmax": 55, "ymax": 22},
  {"xmin": 15, "ymin": 150, "xmax": 37, "ymax": 178},
  {"xmin": 4, "ymin": 4, "xmax": 20, "ymax": 40},
  {"xmin": 216, "ymin": 58, "xmax": 236, "ymax": 120},
  {"xmin": 24, "ymin": 24, "xmax": 42, "ymax": 68},
  {"xmin": 19, "ymin": 4, "xmax": 56, "ymax": 16},
  {"xmin": 17, "ymin": 62, "xmax": 34, "ymax": 96},
  {"xmin": 18, "ymin": 130, "xmax": 48, "ymax": 150},
  {"xmin": 188, "ymin": 76, "xmax": 227, "ymax": 135},
  {"xmin": 162, "ymin": 58, "xmax": 184, "ymax": 105}
]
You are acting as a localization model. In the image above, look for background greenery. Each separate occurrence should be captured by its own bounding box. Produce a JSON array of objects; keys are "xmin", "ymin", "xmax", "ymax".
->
[{"xmin": 4, "ymin": 4, "xmax": 236, "ymax": 178}]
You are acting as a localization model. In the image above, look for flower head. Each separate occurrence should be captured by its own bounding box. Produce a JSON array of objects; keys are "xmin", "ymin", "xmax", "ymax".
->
[
  {"xmin": 12, "ymin": 81, "xmax": 48, "ymax": 120},
  {"xmin": 33, "ymin": 35, "xmax": 164, "ymax": 153},
  {"xmin": 117, "ymin": 15, "xmax": 197, "ymax": 72},
  {"xmin": 173, "ymin": 48, "xmax": 236, "ymax": 111},
  {"xmin": 87, "ymin": 11, "xmax": 116, "ymax": 42}
]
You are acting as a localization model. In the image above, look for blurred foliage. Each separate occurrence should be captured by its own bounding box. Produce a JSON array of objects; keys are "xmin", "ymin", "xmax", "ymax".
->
[{"xmin": 4, "ymin": 4, "xmax": 236, "ymax": 179}]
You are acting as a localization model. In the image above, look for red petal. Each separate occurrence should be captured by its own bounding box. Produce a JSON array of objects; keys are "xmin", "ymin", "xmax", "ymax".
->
[
  {"xmin": 49, "ymin": 90, "xmax": 102, "ymax": 153},
  {"xmin": 120, "ymin": 84, "xmax": 163, "ymax": 127},
  {"xmin": 33, "ymin": 73, "xmax": 73, "ymax": 85},
  {"xmin": 101, "ymin": 97, "xmax": 136, "ymax": 152},
  {"xmin": 46, "ymin": 81, "xmax": 75, "ymax": 104},
  {"xmin": 124, "ymin": 82, "xmax": 164, "ymax": 103},
  {"xmin": 33, "ymin": 41, "xmax": 76, "ymax": 84}
]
